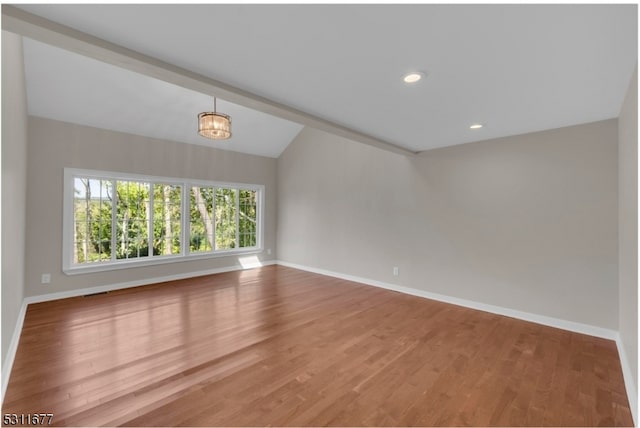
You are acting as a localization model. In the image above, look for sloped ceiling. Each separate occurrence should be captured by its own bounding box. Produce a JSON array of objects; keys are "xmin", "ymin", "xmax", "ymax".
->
[{"xmin": 22, "ymin": 38, "xmax": 304, "ymax": 158}]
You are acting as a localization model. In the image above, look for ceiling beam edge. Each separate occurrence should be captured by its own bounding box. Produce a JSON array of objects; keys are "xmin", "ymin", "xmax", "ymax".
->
[{"xmin": 2, "ymin": 5, "xmax": 416, "ymax": 157}]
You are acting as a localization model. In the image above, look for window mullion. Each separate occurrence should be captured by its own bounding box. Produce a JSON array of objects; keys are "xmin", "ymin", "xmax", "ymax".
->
[
  {"xmin": 235, "ymin": 188, "xmax": 240, "ymax": 250},
  {"xmin": 212, "ymin": 187, "xmax": 217, "ymax": 252},
  {"xmin": 148, "ymin": 182, "xmax": 154, "ymax": 258},
  {"xmin": 111, "ymin": 179, "xmax": 117, "ymax": 261},
  {"xmin": 183, "ymin": 184, "xmax": 189, "ymax": 256}
]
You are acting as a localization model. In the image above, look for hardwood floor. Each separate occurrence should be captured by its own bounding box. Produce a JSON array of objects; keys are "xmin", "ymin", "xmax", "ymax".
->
[{"xmin": 2, "ymin": 265, "xmax": 633, "ymax": 426}]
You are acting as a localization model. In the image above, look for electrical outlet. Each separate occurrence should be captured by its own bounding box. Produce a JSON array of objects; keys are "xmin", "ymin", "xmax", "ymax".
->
[
  {"xmin": 41, "ymin": 273, "xmax": 51, "ymax": 284},
  {"xmin": 267, "ymin": 248, "xmax": 272, "ymax": 255},
  {"xmin": 393, "ymin": 267, "xmax": 399, "ymax": 276}
]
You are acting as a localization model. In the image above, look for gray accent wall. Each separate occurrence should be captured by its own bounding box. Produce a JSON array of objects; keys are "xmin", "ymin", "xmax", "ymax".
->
[
  {"xmin": 278, "ymin": 120, "xmax": 619, "ymax": 329},
  {"xmin": 24, "ymin": 117, "xmax": 277, "ymax": 297},
  {"xmin": 2, "ymin": 32, "xmax": 28, "ymax": 366},
  {"xmin": 618, "ymin": 66, "xmax": 638, "ymax": 401}
]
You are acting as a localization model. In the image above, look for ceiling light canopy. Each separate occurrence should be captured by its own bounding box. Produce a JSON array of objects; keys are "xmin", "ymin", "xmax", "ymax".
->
[
  {"xmin": 403, "ymin": 72, "xmax": 424, "ymax": 84},
  {"xmin": 198, "ymin": 97, "xmax": 231, "ymax": 140}
]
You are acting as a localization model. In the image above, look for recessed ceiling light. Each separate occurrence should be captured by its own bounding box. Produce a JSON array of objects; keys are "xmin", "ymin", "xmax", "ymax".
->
[
  {"xmin": 403, "ymin": 72, "xmax": 424, "ymax": 83},
  {"xmin": 469, "ymin": 124, "xmax": 483, "ymax": 129}
]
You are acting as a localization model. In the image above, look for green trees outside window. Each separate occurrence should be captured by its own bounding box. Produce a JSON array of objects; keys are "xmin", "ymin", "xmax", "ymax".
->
[
  {"xmin": 190, "ymin": 186, "xmax": 214, "ymax": 253},
  {"xmin": 189, "ymin": 187, "xmax": 257, "ymax": 252},
  {"xmin": 73, "ymin": 178, "xmax": 112, "ymax": 264},
  {"xmin": 72, "ymin": 174, "xmax": 259, "ymax": 266},
  {"xmin": 153, "ymin": 184, "xmax": 182, "ymax": 256},
  {"xmin": 238, "ymin": 189, "xmax": 257, "ymax": 248}
]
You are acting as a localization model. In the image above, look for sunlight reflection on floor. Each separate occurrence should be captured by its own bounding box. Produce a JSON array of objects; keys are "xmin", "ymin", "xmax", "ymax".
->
[{"xmin": 238, "ymin": 255, "xmax": 262, "ymax": 269}]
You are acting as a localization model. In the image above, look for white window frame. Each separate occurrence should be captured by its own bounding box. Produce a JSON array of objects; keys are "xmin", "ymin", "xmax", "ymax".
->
[{"xmin": 63, "ymin": 168, "xmax": 264, "ymax": 275}]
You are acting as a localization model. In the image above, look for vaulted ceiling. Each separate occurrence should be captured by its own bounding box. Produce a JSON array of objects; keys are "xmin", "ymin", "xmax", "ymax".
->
[
  {"xmin": 22, "ymin": 38, "xmax": 304, "ymax": 158},
  {"xmin": 8, "ymin": 4, "xmax": 638, "ymax": 158}
]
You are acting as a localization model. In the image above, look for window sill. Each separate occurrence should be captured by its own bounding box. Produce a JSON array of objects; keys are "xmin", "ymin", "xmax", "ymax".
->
[{"xmin": 63, "ymin": 247, "xmax": 263, "ymax": 275}]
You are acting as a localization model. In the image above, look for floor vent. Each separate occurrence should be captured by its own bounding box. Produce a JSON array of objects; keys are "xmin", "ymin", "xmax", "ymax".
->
[{"xmin": 83, "ymin": 291, "xmax": 108, "ymax": 297}]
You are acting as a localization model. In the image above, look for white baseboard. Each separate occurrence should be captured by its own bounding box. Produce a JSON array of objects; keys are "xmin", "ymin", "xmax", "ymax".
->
[
  {"xmin": 616, "ymin": 335, "xmax": 638, "ymax": 425},
  {"xmin": 1, "ymin": 300, "xmax": 27, "ymax": 404},
  {"xmin": 276, "ymin": 260, "xmax": 618, "ymax": 340},
  {"xmin": 25, "ymin": 260, "xmax": 277, "ymax": 305}
]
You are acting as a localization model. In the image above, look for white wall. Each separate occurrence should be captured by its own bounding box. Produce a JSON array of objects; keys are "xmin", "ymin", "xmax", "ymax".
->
[
  {"xmin": 24, "ymin": 117, "xmax": 277, "ymax": 297},
  {"xmin": 278, "ymin": 120, "xmax": 619, "ymax": 329},
  {"xmin": 618, "ymin": 66, "xmax": 638, "ymax": 412},
  {"xmin": 2, "ymin": 32, "xmax": 28, "ymax": 367}
]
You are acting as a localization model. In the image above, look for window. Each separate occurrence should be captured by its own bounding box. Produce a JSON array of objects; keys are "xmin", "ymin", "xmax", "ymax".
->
[
  {"xmin": 64, "ymin": 169, "xmax": 263, "ymax": 274},
  {"xmin": 190, "ymin": 186, "xmax": 214, "ymax": 253},
  {"xmin": 115, "ymin": 180, "xmax": 150, "ymax": 260},
  {"xmin": 153, "ymin": 183, "xmax": 182, "ymax": 257}
]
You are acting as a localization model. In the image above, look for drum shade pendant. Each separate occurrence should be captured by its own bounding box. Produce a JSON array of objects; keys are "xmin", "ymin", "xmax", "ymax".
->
[{"xmin": 198, "ymin": 97, "xmax": 231, "ymax": 140}]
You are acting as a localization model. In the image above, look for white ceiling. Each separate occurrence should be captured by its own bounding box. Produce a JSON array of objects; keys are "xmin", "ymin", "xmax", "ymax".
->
[
  {"xmin": 14, "ymin": 4, "xmax": 638, "ymax": 155},
  {"xmin": 22, "ymin": 38, "xmax": 304, "ymax": 158}
]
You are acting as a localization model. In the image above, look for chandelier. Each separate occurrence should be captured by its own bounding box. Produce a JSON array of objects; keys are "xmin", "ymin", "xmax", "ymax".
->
[{"xmin": 198, "ymin": 97, "xmax": 231, "ymax": 140}]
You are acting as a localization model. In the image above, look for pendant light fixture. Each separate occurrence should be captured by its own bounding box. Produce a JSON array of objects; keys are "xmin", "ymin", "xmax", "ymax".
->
[{"xmin": 198, "ymin": 97, "xmax": 231, "ymax": 140}]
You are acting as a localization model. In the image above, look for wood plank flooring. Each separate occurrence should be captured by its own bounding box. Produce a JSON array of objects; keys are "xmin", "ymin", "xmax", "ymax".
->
[{"xmin": 2, "ymin": 265, "xmax": 633, "ymax": 426}]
